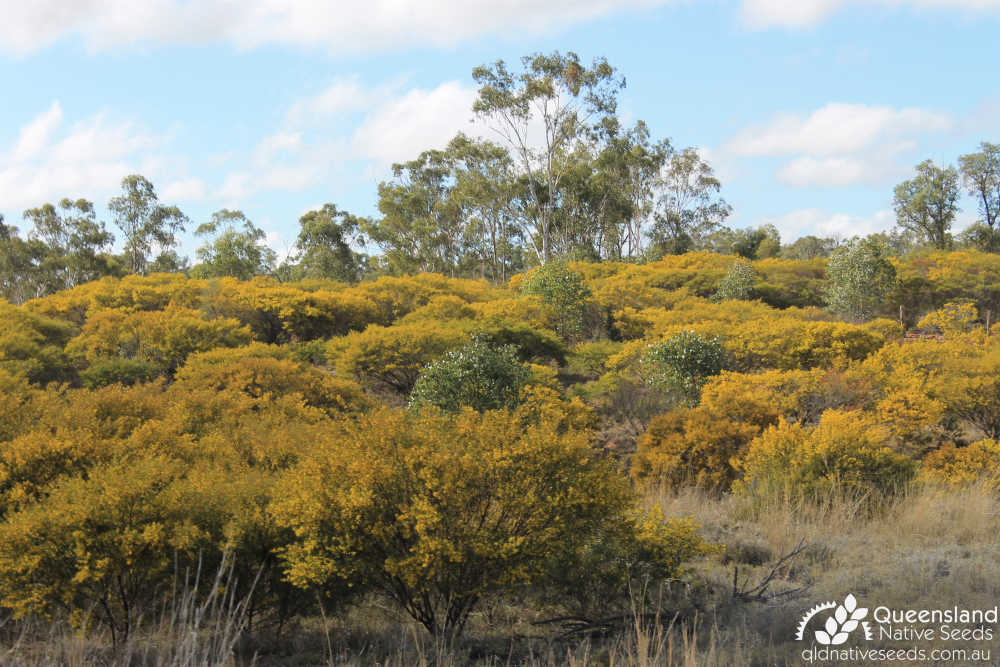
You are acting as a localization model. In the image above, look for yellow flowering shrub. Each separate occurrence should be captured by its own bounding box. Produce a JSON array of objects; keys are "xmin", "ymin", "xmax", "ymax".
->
[
  {"xmin": 0, "ymin": 456, "xmax": 218, "ymax": 642},
  {"xmin": 735, "ymin": 410, "xmax": 916, "ymax": 500},
  {"xmin": 632, "ymin": 406, "xmax": 762, "ymax": 489},
  {"xmin": 330, "ymin": 321, "xmax": 470, "ymax": 392},
  {"xmin": 175, "ymin": 349, "xmax": 371, "ymax": 417},
  {"xmin": 345, "ymin": 273, "xmax": 500, "ymax": 322},
  {"xmin": 920, "ymin": 440, "xmax": 1000, "ymax": 488},
  {"xmin": 66, "ymin": 306, "xmax": 251, "ymax": 375},
  {"xmin": 0, "ymin": 301, "xmax": 75, "ymax": 384},
  {"xmin": 543, "ymin": 509, "xmax": 720, "ymax": 618},
  {"xmin": 270, "ymin": 407, "xmax": 670, "ymax": 638},
  {"xmin": 917, "ymin": 300, "xmax": 979, "ymax": 336}
]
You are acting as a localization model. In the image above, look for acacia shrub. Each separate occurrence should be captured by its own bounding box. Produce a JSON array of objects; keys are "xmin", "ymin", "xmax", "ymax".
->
[
  {"xmin": 175, "ymin": 347, "xmax": 371, "ymax": 418},
  {"xmin": 66, "ymin": 306, "xmax": 251, "ymax": 377},
  {"xmin": 735, "ymin": 410, "xmax": 916, "ymax": 501},
  {"xmin": 916, "ymin": 300, "xmax": 979, "ymax": 336},
  {"xmin": 201, "ymin": 279, "xmax": 383, "ymax": 343},
  {"xmin": 345, "ymin": 273, "xmax": 501, "ymax": 323},
  {"xmin": 0, "ymin": 455, "xmax": 290, "ymax": 644},
  {"xmin": 329, "ymin": 322, "xmax": 470, "ymax": 393},
  {"xmin": 0, "ymin": 301, "xmax": 76, "ymax": 384},
  {"xmin": 632, "ymin": 406, "xmax": 761, "ymax": 489},
  {"xmin": 542, "ymin": 511, "xmax": 719, "ymax": 619},
  {"xmin": 271, "ymin": 407, "xmax": 684, "ymax": 639},
  {"xmin": 920, "ymin": 440, "xmax": 1000, "ymax": 489}
]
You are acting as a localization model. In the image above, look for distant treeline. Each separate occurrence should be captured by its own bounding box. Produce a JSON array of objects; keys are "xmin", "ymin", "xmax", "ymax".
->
[{"xmin": 2, "ymin": 51, "xmax": 998, "ymax": 306}]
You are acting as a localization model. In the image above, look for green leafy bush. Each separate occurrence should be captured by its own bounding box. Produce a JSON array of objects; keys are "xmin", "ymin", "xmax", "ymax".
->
[
  {"xmin": 521, "ymin": 262, "xmax": 594, "ymax": 340},
  {"xmin": 640, "ymin": 330, "xmax": 725, "ymax": 402},
  {"xmin": 409, "ymin": 338, "xmax": 530, "ymax": 412},
  {"xmin": 712, "ymin": 260, "xmax": 757, "ymax": 302},
  {"xmin": 824, "ymin": 238, "xmax": 897, "ymax": 322}
]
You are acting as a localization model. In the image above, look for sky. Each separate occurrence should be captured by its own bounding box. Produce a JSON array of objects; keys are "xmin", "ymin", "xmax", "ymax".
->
[{"xmin": 1, "ymin": 0, "xmax": 998, "ymax": 260}]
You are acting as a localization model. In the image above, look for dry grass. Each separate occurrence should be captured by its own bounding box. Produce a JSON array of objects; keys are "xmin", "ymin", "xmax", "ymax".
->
[{"xmin": 645, "ymin": 480, "xmax": 1000, "ymax": 664}]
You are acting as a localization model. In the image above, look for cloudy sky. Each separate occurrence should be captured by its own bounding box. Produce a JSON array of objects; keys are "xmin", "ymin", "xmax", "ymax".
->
[{"xmin": 1, "ymin": 0, "xmax": 998, "ymax": 258}]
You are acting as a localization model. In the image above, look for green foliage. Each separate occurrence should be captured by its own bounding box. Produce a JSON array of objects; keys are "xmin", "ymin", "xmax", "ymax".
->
[
  {"xmin": 781, "ymin": 235, "xmax": 839, "ymax": 260},
  {"xmin": 824, "ymin": 237, "xmax": 898, "ymax": 322},
  {"xmin": 473, "ymin": 50, "xmax": 624, "ymax": 263},
  {"xmin": 712, "ymin": 259, "xmax": 757, "ymax": 301},
  {"xmin": 640, "ymin": 330, "xmax": 725, "ymax": 402},
  {"xmin": 409, "ymin": 338, "xmax": 530, "ymax": 412},
  {"xmin": 958, "ymin": 142, "xmax": 1000, "ymax": 234},
  {"xmin": 291, "ymin": 203, "xmax": 367, "ymax": 282},
  {"xmin": 107, "ymin": 174, "xmax": 188, "ymax": 275},
  {"xmin": 893, "ymin": 159, "xmax": 961, "ymax": 250},
  {"xmin": 520, "ymin": 261, "xmax": 594, "ymax": 340},
  {"xmin": 22, "ymin": 198, "xmax": 116, "ymax": 293},
  {"xmin": 649, "ymin": 148, "xmax": 732, "ymax": 256},
  {"xmin": 191, "ymin": 209, "xmax": 276, "ymax": 280}
]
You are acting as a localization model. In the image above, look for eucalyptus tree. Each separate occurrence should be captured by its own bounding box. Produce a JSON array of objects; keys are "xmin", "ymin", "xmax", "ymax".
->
[
  {"xmin": 291, "ymin": 203, "xmax": 367, "ymax": 283},
  {"xmin": 958, "ymin": 142, "xmax": 1000, "ymax": 252},
  {"xmin": 22, "ymin": 198, "xmax": 115, "ymax": 290},
  {"xmin": 651, "ymin": 148, "xmax": 732, "ymax": 255},
  {"xmin": 192, "ymin": 209, "xmax": 276, "ymax": 280},
  {"xmin": 367, "ymin": 149, "xmax": 466, "ymax": 276},
  {"xmin": 0, "ymin": 217, "xmax": 49, "ymax": 304},
  {"xmin": 472, "ymin": 50, "xmax": 625, "ymax": 264},
  {"xmin": 448, "ymin": 134, "xmax": 525, "ymax": 282},
  {"xmin": 893, "ymin": 160, "xmax": 960, "ymax": 250},
  {"xmin": 108, "ymin": 174, "xmax": 188, "ymax": 275}
]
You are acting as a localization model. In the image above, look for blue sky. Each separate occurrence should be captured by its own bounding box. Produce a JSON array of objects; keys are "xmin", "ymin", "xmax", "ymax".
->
[{"xmin": 1, "ymin": 0, "xmax": 998, "ymax": 260}]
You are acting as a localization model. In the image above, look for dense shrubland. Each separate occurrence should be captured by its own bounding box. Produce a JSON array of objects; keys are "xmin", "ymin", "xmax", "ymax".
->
[
  {"xmin": 1, "ymin": 49, "xmax": 999, "ymax": 666},
  {"xmin": 0, "ymin": 249, "xmax": 998, "ymax": 663}
]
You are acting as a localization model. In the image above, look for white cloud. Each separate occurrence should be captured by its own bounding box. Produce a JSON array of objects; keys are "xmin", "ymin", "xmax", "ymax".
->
[
  {"xmin": 285, "ymin": 78, "xmax": 400, "ymax": 125},
  {"xmin": 350, "ymin": 82, "xmax": 483, "ymax": 165},
  {"xmin": 740, "ymin": 0, "xmax": 844, "ymax": 28},
  {"xmin": 727, "ymin": 103, "xmax": 951, "ymax": 157},
  {"xmin": 758, "ymin": 208, "xmax": 895, "ymax": 241},
  {"xmin": 215, "ymin": 79, "xmax": 489, "ymax": 200},
  {"xmin": 776, "ymin": 156, "xmax": 900, "ymax": 187},
  {"xmin": 722, "ymin": 102, "xmax": 951, "ymax": 187},
  {"xmin": 0, "ymin": 0, "xmax": 668, "ymax": 55},
  {"xmin": 740, "ymin": 0, "xmax": 1000, "ymax": 29},
  {"xmin": 160, "ymin": 177, "xmax": 208, "ymax": 201},
  {"xmin": 10, "ymin": 101, "xmax": 63, "ymax": 161},
  {"xmin": 4, "ymin": 0, "xmax": 998, "ymax": 53},
  {"xmin": 1, "ymin": 104, "xmax": 171, "ymax": 212}
]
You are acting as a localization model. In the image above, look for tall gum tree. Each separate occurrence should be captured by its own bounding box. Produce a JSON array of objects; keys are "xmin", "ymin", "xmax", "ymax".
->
[
  {"xmin": 108, "ymin": 175, "xmax": 188, "ymax": 275},
  {"xmin": 472, "ymin": 51, "xmax": 625, "ymax": 265}
]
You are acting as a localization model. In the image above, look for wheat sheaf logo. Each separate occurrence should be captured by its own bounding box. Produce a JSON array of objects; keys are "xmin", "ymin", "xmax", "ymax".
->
[{"xmin": 796, "ymin": 594, "xmax": 872, "ymax": 645}]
